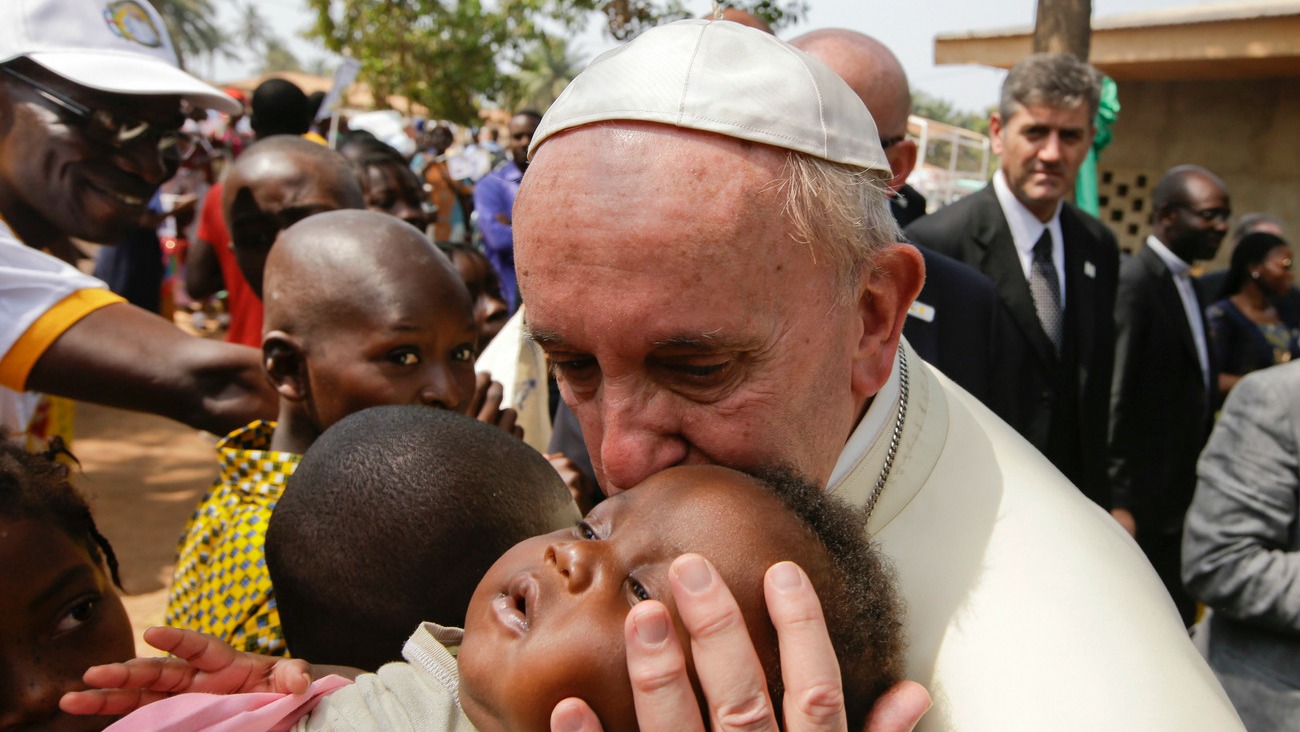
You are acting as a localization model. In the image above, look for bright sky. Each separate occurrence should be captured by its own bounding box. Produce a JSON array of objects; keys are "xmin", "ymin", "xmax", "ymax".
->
[{"xmin": 214, "ymin": 0, "xmax": 1233, "ymax": 114}]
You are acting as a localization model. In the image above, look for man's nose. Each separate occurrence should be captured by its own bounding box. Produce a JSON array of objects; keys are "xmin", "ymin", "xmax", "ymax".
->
[
  {"xmin": 113, "ymin": 137, "xmax": 171, "ymax": 185},
  {"xmin": 547, "ymin": 541, "xmax": 594, "ymax": 593},
  {"xmin": 593, "ymin": 388, "xmax": 688, "ymax": 494},
  {"xmin": 1038, "ymin": 132, "xmax": 1063, "ymax": 163}
]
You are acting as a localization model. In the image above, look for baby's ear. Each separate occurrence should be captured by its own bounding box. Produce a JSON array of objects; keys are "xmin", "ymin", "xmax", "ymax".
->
[{"xmin": 263, "ymin": 331, "xmax": 307, "ymax": 401}]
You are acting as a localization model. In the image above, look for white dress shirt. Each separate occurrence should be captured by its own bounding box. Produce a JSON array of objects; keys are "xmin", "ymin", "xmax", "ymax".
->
[
  {"xmin": 1145, "ymin": 235, "xmax": 1211, "ymax": 389},
  {"xmin": 992, "ymin": 169, "xmax": 1066, "ymax": 309}
]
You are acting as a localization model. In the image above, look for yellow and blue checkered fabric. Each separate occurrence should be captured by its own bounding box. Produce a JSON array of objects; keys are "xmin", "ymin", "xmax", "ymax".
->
[{"xmin": 164, "ymin": 420, "xmax": 300, "ymax": 656}]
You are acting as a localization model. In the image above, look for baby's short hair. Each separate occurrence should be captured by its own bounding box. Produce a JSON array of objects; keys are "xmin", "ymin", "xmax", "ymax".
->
[
  {"xmin": 756, "ymin": 468, "xmax": 906, "ymax": 729},
  {"xmin": 266, "ymin": 405, "xmax": 579, "ymax": 670}
]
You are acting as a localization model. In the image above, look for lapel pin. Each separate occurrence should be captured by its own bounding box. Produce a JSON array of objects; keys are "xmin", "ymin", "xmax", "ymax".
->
[
  {"xmin": 908, "ymin": 300, "xmax": 936, "ymax": 323},
  {"xmin": 1084, "ymin": 261, "xmax": 1097, "ymax": 279}
]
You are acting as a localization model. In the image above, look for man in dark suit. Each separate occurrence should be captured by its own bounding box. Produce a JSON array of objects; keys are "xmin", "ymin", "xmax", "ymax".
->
[
  {"xmin": 904, "ymin": 54, "xmax": 1119, "ymax": 511},
  {"xmin": 793, "ymin": 29, "xmax": 1006, "ymax": 411},
  {"xmin": 1111, "ymin": 165, "xmax": 1228, "ymax": 626}
]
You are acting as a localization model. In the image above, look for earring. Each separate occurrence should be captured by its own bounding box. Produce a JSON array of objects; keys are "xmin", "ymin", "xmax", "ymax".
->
[{"xmin": 1252, "ymin": 271, "xmax": 1261, "ymax": 280}]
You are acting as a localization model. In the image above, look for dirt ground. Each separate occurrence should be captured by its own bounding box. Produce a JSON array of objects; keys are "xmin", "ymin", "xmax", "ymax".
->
[{"xmin": 71, "ymin": 401, "xmax": 219, "ymax": 657}]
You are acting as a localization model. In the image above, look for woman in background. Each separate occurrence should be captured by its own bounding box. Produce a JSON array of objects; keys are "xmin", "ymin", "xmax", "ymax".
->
[{"xmin": 1207, "ymin": 231, "xmax": 1300, "ymax": 399}]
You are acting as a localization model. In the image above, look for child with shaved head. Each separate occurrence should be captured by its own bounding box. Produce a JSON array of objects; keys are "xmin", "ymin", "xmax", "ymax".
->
[{"xmin": 165, "ymin": 210, "xmax": 484, "ymax": 656}]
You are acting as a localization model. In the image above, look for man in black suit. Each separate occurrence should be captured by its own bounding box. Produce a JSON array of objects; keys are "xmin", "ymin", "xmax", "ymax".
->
[
  {"xmin": 793, "ymin": 29, "xmax": 1006, "ymax": 411},
  {"xmin": 904, "ymin": 54, "xmax": 1119, "ymax": 511},
  {"xmin": 1110, "ymin": 165, "xmax": 1228, "ymax": 625}
]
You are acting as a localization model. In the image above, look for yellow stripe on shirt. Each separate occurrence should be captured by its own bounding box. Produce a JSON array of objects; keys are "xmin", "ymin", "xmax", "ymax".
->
[{"xmin": 0, "ymin": 288, "xmax": 124, "ymax": 390}]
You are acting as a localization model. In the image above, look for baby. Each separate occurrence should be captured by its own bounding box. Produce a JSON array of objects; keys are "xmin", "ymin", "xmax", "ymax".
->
[{"xmin": 73, "ymin": 464, "xmax": 904, "ymax": 731}]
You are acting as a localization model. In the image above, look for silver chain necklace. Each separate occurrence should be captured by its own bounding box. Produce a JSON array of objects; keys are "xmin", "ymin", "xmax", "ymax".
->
[{"xmin": 863, "ymin": 347, "xmax": 909, "ymax": 523}]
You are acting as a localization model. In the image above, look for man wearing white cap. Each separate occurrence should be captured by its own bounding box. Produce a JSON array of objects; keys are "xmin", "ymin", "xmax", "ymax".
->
[
  {"xmin": 514, "ymin": 19, "xmax": 1242, "ymax": 731},
  {"xmin": 0, "ymin": 0, "xmax": 273, "ymax": 435},
  {"xmin": 50, "ymin": 16, "xmax": 1242, "ymax": 732}
]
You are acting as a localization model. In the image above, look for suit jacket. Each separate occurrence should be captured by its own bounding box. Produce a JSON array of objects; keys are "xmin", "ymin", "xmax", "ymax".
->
[
  {"xmin": 904, "ymin": 246, "xmax": 1004, "ymax": 411},
  {"xmin": 1109, "ymin": 244, "xmax": 1216, "ymax": 533},
  {"xmin": 904, "ymin": 184, "xmax": 1119, "ymax": 508},
  {"xmin": 1182, "ymin": 362, "xmax": 1300, "ymax": 729},
  {"xmin": 890, "ymin": 182, "xmax": 928, "ymax": 228}
]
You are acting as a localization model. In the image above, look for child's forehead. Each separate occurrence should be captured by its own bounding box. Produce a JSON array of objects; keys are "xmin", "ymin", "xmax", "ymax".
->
[{"xmin": 599, "ymin": 468, "xmax": 801, "ymax": 549}]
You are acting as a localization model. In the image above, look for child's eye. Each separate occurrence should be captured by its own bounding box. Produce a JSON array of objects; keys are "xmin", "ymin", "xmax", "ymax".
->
[
  {"xmin": 452, "ymin": 344, "xmax": 475, "ymax": 362},
  {"xmin": 577, "ymin": 520, "xmax": 598, "ymax": 540},
  {"xmin": 389, "ymin": 350, "xmax": 420, "ymax": 366},
  {"xmin": 627, "ymin": 578, "xmax": 651, "ymax": 604},
  {"xmin": 54, "ymin": 596, "xmax": 99, "ymax": 633}
]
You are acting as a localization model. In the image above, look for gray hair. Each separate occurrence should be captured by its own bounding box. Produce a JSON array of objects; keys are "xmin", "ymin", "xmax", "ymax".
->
[
  {"xmin": 778, "ymin": 151, "xmax": 901, "ymax": 298},
  {"xmin": 999, "ymin": 53, "xmax": 1101, "ymax": 122},
  {"xmin": 1232, "ymin": 212, "xmax": 1285, "ymax": 247}
]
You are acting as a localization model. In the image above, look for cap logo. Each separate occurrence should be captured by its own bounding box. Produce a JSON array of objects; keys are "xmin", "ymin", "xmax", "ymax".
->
[{"xmin": 103, "ymin": 1, "xmax": 163, "ymax": 48}]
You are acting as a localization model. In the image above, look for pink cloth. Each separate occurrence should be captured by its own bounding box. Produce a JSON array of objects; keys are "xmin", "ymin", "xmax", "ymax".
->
[{"xmin": 103, "ymin": 675, "xmax": 352, "ymax": 732}]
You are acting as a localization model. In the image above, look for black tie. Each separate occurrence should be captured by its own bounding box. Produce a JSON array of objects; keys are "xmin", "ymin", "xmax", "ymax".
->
[{"xmin": 1029, "ymin": 229, "xmax": 1062, "ymax": 353}]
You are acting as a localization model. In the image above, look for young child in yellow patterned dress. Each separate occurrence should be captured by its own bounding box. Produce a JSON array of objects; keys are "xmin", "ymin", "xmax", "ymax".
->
[{"xmin": 164, "ymin": 210, "xmax": 484, "ymax": 655}]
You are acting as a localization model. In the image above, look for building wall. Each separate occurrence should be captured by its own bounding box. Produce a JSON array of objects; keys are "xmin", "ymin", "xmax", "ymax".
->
[{"xmin": 1097, "ymin": 77, "xmax": 1300, "ymax": 277}]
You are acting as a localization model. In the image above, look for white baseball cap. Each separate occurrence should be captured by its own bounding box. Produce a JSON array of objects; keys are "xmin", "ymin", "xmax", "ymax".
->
[
  {"xmin": 530, "ymin": 18, "xmax": 891, "ymax": 175},
  {"xmin": 0, "ymin": 0, "xmax": 240, "ymax": 114}
]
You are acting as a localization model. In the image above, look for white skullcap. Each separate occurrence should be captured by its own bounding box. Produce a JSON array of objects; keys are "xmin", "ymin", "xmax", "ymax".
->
[{"xmin": 530, "ymin": 18, "xmax": 890, "ymax": 175}]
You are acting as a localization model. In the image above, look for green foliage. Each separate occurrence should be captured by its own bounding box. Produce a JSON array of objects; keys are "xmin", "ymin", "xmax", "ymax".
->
[
  {"xmin": 509, "ymin": 34, "xmax": 586, "ymax": 113},
  {"xmin": 911, "ymin": 90, "xmax": 990, "ymax": 136},
  {"xmin": 152, "ymin": 0, "xmax": 232, "ymax": 71},
  {"xmin": 911, "ymin": 91, "xmax": 996, "ymax": 175},
  {"xmin": 306, "ymin": 1, "xmax": 808, "ymax": 124},
  {"xmin": 307, "ymin": 0, "xmax": 586, "ymax": 124},
  {"xmin": 261, "ymin": 38, "xmax": 303, "ymax": 74},
  {"xmin": 601, "ymin": 0, "xmax": 805, "ymax": 39}
]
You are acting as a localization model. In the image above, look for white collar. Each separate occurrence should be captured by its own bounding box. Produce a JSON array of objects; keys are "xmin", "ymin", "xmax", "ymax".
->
[
  {"xmin": 1145, "ymin": 235, "xmax": 1192, "ymax": 277},
  {"xmin": 993, "ymin": 169, "xmax": 1064, "ymax": 258},
  {"xmin": 828, "ymin": 345, "xmax": 902, "ymax": 487}
]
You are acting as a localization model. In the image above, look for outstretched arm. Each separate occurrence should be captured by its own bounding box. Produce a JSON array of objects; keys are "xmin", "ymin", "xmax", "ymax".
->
[
  {"xmin": 27, "ymin": 302, "xmax": 276, "ymax": 435},
  {"xmin": 550, "ymin": 556, "xmax": 930, "ymax": 732},
  {"xmin": 61, "ymin": 627, "xmax": 319, "ymax": 717}
]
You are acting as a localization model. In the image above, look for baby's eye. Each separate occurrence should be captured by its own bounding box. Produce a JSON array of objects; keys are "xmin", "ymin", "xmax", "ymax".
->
[
  {"xmin": 389, "ymin": 350, "xmax": 420, "ymax": 366},
  {"xmin": 577, "ymin": 520, "xmax": 598, "ymax": 540},
  {"xmin": 627, "ymin": 578, "xmax": 651, "ymax": 604},
  {"xmin": 452, "ymin": 344, "xmax": 475, "ymax": 362},
  {"xmin": 54, "ymin": 596, "xmax": 99, "ymax": 633}
]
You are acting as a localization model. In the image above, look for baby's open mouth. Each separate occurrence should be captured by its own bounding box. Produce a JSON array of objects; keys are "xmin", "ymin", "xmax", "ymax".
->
[{"xmin": 492, "ymin": 574, "xmax": 538, "ymax": 635}]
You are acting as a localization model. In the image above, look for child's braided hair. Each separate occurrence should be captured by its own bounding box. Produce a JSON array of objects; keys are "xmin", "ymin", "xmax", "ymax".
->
[{"xmin": 0, "ymin": 438, "xmax": 121, "ymax": 587}]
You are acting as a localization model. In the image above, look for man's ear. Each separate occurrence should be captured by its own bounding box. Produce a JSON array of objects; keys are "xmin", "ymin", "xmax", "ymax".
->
[
  {"xmin": 850, "ymin": 243, "xmax": 925, "ymax": 401},
  {"xmin": 890, "ymin": 139, "xmax": 919, "ymax": 191},
  {"xmin": 988, "ymin": 112, "xmax": 1005, "ymax": 158},
  {"xmin": 263, "ymin": 331, "xmax": 307, "ymax": 402}
]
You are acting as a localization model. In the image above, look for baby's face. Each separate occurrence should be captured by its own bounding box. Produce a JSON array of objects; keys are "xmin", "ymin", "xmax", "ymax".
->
[{"xmin": 457, "ymin": 465, "xmax": 814, "ymax": 731}]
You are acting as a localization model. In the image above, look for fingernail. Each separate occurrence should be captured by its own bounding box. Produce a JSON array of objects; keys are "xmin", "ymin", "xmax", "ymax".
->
[
  {"xmin": 552, "ymin": 702, "xmax": 585, "ymax": 732},
  {"xmin": 770, "ymin": 562, "xmax": 803, "ymax": 592},
  {"xmin": 633, "ymin": 606, "xmax": 669, "ymax": 646},
  {"xmin": 675, "ymin": 554, "xmax": 713, "ymax": 593}
]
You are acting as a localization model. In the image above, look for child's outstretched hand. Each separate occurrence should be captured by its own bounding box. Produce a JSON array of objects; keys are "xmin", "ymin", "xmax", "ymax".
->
[
  {"xmin": 59, "ymin": 626, "xmax": 313, "ymax": 717},
  {"xmin": 468, "ymin": 372, "xmax": 525, "ymax": 439}
]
